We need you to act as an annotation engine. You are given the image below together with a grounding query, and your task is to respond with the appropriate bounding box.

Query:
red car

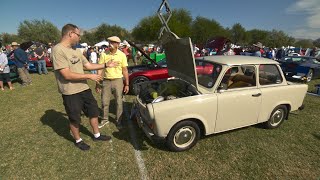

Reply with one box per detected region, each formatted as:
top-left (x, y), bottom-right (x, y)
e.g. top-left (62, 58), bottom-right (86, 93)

top-left (127, 41), bottom-right (213, 94)
top-left (128, 58), bottom-right (213, 94)
top-left (29, 56), bottom-right (53, 67)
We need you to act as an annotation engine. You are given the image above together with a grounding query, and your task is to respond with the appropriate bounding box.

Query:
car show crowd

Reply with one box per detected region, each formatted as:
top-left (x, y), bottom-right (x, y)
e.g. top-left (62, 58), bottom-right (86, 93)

top-left (0, 37), bottom-right (319, 91)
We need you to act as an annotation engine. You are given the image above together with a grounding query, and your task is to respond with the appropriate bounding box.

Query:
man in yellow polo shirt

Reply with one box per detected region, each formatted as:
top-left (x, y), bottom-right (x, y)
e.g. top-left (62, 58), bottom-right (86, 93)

top-left (96, 36), bottom-right (129, 129)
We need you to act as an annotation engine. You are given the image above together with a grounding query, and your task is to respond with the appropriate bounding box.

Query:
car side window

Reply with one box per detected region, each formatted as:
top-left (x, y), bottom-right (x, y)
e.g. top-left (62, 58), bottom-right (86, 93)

top-left (196, 61), bottom-right (220, 88)
top-left (219, 65), bottom-right (256, 90)
top-left (312, 58), bottom-right (320, 64)
top-left (259, 64), bottom-right (283, 85)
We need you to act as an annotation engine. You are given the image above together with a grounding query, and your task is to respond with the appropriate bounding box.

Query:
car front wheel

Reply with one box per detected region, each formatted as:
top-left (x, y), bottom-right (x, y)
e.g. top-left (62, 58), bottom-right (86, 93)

top-left (166, 120), bottom-right (200, 152)
top-left (264, 105), bottom-right (287, 129)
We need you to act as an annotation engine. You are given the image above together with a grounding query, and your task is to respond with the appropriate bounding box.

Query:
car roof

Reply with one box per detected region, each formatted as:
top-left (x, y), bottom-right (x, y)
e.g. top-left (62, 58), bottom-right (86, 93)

top-left (197, 55), bottom-right (279, 66)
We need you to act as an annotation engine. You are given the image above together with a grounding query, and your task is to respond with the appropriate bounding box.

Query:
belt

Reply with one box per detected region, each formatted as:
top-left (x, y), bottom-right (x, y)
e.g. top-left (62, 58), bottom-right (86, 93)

top-left (103, 78), bottom-right (121, 81)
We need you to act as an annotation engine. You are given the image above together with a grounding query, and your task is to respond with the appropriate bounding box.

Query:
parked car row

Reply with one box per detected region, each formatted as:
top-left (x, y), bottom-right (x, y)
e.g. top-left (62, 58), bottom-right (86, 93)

top-left (7, 56), bottom-right (52, 81)
top-left (127, 41), bottom-right (319, 97)
top-left (277, 56), bottom-right (320, 82)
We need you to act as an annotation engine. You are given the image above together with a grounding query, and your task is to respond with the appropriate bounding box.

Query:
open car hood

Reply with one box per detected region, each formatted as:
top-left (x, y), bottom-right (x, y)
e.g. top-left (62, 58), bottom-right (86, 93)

top-left (127, 40), bottom-right (159, 67)
top-left (205, 37), bottom-right (231, 53)
top-left (162, 32), bottom-right (198, 89)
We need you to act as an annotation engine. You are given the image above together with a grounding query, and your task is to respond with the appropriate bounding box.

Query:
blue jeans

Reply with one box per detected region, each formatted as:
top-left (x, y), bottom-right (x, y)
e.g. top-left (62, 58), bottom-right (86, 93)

top-left (37, 60), bottom-right (48, 74)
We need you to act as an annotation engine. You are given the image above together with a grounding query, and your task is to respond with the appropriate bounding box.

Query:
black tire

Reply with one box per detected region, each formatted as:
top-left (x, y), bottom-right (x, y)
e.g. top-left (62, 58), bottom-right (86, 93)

top-left (264, 105), bottom-right (287, 129)
top-left (130, 76), bottom-right (149, 95)
top-left (166, 120), bottom-right (200, 152)
top-left (306, 69), bottom-right (313, 82)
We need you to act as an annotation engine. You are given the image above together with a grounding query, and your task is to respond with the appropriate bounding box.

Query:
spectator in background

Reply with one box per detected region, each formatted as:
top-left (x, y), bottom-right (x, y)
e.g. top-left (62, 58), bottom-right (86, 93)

top-left (275, 47), bottom-right (286, 60)
top-left (11, 42), bottom-right (32, 86)
top-left (271, 48), bottom-right (276, 60)
top-left (89, 47), bottom-right (98, 74)
top-left (0, 48), bottom-right (14, 90)
top-left (193, 44), bottom-right (199, 54)
top-left (34, 45), bottom-right (48, 75)
top-left (47, 43), bottom-right (52, 58)
top-left (222, 42), bottom-right (235, 56)
top-left (266, 48), bottom-right (273, 59)
top-left (130, 45), bottom-right (138, 65)
top-left (252, 42), bottom-right (263, 57)
top-left (121, 41), bottom-right (130, 60)
top-left (310, 47), bottom-right (318, 57)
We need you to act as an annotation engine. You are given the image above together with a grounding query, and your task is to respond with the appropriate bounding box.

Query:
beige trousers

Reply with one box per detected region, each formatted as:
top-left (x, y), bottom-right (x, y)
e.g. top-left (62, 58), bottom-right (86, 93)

top-left (101, 78), bottom-right (123, 122)
top-left (17, 67), bottom-right (32, 84)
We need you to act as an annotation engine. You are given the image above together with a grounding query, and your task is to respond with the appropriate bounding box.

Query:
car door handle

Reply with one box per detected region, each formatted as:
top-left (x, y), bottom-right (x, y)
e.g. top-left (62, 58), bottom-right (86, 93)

top-left (252, 93), bottom-right (261, 97)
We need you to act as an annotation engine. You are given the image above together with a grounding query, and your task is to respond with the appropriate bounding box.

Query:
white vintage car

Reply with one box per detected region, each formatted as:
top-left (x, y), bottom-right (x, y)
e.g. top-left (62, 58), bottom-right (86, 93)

top-left (131, 35), bottom-right (308, 152)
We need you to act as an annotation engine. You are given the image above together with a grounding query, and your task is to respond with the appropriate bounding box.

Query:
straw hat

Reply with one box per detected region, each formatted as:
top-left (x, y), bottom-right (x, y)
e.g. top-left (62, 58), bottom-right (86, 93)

top-left (107, 36), bottom-right (121, 43)
top-left (11, 42), bottom-right (20, 46)
top-left (253, 42), bottom-right (263, 49)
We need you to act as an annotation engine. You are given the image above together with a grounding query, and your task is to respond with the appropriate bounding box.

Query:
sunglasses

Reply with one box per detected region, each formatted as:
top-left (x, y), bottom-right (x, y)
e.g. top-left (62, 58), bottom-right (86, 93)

top-left (72, 32), bottom-right (80, 37)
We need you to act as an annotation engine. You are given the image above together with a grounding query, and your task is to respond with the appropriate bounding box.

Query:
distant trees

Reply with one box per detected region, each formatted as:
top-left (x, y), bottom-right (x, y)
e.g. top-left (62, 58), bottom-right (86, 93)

top-left (191, 16), bottom-right (227, 45)
top-left (18, 19), bottom-right (60, 44)
top-left (131, 9), bottom-right (192, 43)
top-left (0, 33), bottom-right (22, 45)
top-left (229, 23), bottom-right (247, 46)
top-left (82, 23), bottom-right (130, 45)
top-left (294, 39), bottom-right (314, 48)
top-left (313, 38), bottom-right (320, 47)
top-left (130, 8), bottom-right (302, 48)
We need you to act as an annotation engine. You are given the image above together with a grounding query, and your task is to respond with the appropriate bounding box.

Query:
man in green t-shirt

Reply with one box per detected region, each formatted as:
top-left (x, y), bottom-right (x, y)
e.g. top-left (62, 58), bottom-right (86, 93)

top-left (51, 24), bottom-right (118, 151)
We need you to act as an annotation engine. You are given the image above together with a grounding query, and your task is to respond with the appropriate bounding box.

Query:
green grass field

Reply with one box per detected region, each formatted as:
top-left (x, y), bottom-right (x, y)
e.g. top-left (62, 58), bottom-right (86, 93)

top-left (0, 70), bottom-right (319, 179)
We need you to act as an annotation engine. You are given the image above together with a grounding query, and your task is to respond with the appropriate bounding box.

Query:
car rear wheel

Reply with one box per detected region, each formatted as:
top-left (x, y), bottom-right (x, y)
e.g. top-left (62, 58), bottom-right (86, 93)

top-left (130, 76), bottom-right (149, 95)
top-left (306, 69), bottom-right (313, 82)
top-left (166, 120), bottom-right (200, 152)
top-left (264, 105), bottom-right (287, 129)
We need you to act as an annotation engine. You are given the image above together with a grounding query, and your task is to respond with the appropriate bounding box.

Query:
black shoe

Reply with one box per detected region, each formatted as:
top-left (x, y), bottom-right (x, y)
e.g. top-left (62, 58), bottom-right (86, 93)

top-left (74, 141), bottom-right (90, 151)
top-left (93, 134), bottom-right (112, 141)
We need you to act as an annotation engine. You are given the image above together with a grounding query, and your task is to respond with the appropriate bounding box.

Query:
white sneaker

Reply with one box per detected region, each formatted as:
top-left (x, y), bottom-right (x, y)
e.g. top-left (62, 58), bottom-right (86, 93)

top-left (98, 120), bottom-right (109, 128)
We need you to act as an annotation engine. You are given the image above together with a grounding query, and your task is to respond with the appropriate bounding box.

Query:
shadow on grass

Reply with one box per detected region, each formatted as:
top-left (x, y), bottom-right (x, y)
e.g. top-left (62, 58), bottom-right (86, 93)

top-left (40, 109), bottom-right (93, 143)
top-left (312, 133), bottom-right (320, 140)
top-left (111, 101), bottom-right (169, 151)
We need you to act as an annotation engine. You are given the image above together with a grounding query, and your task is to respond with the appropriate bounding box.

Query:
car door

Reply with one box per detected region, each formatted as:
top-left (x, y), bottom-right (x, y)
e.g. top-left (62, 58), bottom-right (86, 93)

top-left (215, 65), bottom-right (261, 133)
top-left (311, 58), bottom-right (320, 78)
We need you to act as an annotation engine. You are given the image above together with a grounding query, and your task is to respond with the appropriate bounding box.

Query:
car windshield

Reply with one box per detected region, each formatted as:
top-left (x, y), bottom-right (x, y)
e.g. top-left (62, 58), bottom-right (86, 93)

top-left (157, 58), bottom-right (167, 67)
top-left (283, 57), bottom-right (307, 63)
top-left (196, 60), bottom-right (222, 88)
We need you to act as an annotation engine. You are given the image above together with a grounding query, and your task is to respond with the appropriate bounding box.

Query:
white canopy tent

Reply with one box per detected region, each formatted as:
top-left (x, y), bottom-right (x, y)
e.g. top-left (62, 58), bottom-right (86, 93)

top-left (94, 40), bottom-right (109, 47)
top-left (80, 43), bottom-right (88, 47)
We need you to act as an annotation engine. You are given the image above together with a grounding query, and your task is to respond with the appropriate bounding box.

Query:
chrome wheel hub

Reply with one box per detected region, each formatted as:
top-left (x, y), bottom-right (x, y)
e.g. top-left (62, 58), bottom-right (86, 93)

top-left (173, 126), bottom-right (196, 148)
top-left (271, 109), bottom-right (284, 126)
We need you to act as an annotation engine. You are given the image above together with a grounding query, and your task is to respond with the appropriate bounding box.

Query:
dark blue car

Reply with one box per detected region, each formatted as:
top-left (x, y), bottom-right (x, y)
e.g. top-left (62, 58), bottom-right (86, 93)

top-left (277, 56), bottom-right (320, 82)
top-left (7, 59), bottom-right (19, 81)
top-left (7, 59), bottom-right (38, 82)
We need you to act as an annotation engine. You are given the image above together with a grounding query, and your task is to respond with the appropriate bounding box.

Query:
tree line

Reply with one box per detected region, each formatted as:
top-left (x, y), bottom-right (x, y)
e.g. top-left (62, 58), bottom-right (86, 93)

top-left (1, 9), bottom-right (319, 48)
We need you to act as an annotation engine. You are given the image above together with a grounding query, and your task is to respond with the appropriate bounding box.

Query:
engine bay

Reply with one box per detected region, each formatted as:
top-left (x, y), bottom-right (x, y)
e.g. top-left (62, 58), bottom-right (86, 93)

top-left (136, 78), bottom-right (199, 104)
